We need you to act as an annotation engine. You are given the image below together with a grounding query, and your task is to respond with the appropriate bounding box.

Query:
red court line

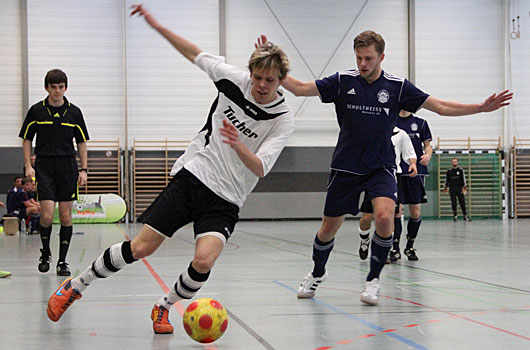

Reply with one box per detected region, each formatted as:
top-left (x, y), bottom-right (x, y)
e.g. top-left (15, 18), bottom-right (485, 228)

top-left (336, 339), bottom-right (353, 344)
top-left (395, 298), bottom-right (530, 341)
top-left (358, 334), bottom-right (375, 338)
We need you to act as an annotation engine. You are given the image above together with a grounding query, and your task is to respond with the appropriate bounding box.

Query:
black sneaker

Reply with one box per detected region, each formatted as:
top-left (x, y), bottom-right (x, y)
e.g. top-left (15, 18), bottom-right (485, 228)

top-left (389, 249), bottom-right (401, 263)
top-left (464, 216), bottom-right (472, 221)
top-left (56, 262), bottom-right (71, 276)
top-left (404, 248), bottom-right (419, 261)
top-left (359, 239), bottom-right (370, 260)
top-left (38, 249), bottom-right (52, 273)
top-left (453, 216), bottom-right (457, 222)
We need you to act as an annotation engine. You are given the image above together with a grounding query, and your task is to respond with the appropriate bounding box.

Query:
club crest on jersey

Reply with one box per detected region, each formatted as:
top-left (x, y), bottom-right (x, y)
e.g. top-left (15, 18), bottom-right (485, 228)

top-left (411, 123), bottom-right (418, 131)
top-left (377, 89), bottom-right (389, 103)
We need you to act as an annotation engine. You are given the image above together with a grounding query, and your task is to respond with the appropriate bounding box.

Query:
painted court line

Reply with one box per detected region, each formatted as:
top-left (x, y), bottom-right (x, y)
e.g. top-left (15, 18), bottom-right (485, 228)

top-left (395, 298), bottom-right (530, 341)
top-left (118, 226), bottom-right (275, 349)
top-left (273, 280), bottom-right (430, 350)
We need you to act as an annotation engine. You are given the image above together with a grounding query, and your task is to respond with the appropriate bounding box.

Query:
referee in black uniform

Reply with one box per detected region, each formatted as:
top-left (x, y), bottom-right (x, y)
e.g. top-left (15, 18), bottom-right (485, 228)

top-left (19, 69), bottom-right (90, 276)
top-left (444, 158), bottom-right (470, 221)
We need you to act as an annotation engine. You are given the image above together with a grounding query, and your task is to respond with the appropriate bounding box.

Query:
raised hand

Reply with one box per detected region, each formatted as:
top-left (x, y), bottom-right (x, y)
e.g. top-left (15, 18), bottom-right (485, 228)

top-left (254, 34), bottom-right (269, 49)
top-left (480, 90), bottom-right (513, 113)
top-left (130, 4), bottom-right (160, 29)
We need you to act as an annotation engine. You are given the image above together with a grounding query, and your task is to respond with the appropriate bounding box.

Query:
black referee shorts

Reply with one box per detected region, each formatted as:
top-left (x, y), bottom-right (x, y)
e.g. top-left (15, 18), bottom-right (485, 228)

top-left (35, 156), bottom-right (79, 202)
top-left (138, 169), bottom-right (240, 242)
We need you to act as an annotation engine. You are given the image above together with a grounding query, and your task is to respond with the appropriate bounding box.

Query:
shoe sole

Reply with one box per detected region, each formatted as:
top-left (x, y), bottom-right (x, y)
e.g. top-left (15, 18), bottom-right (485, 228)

top-left (47, 305), bottom-right (59, 322)
top-left (297, 293), bottom-right (315, 299)
top-left (360, 296), bottom-right (378, 306)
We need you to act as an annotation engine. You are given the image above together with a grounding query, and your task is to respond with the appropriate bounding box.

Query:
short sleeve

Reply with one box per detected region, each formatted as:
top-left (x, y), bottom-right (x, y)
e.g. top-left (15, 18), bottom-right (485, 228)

top-left (315, 72), bottom-right (340, 103)
top-left (420, 120), bottom-right (432, 142)
top-left (399, 79), bottom-right (429, 113)
top-left (19, 107), bottom-right (37, 140)
top-left (74, 109), bottom-right (90, 143)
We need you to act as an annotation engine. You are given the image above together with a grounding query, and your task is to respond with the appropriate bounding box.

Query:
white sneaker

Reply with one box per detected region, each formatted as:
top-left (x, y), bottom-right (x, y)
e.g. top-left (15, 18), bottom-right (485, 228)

top-left (297, 271), bottom-right (328, 298)
top-left (360, 278), bottom-right (380, 306)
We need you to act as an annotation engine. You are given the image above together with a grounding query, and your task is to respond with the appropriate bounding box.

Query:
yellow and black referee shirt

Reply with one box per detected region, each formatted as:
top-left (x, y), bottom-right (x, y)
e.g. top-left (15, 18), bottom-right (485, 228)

top-left (19, 97), bottom-right (90, 156)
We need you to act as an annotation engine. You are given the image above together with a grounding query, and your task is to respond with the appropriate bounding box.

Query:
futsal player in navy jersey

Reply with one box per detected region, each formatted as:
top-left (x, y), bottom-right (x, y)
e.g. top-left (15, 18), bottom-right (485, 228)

top-left (391, 110), bottom-right (433, 262)
top-left (257, 31), bottom-right (512, 305)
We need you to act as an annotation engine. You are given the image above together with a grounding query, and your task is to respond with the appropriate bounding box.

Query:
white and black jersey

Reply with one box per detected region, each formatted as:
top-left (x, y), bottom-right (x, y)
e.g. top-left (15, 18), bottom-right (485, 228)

top-left (392, 127), bottom-right (416, 174)
top-left (171, 52), bottom-right (294, 207)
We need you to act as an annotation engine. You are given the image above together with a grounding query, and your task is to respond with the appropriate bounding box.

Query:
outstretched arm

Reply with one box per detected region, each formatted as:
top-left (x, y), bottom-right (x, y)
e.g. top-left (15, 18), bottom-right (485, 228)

top-left (130, 4), bottom-right (201, 62)
top-left (255, 34), bottom-right (318, 97)
top-left (422, 90), bottom-right (513, 116)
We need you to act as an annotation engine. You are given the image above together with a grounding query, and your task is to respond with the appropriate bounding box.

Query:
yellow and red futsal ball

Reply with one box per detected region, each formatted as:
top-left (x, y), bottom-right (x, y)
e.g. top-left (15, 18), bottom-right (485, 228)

top-left (182, 298), bottom-right (228, 343)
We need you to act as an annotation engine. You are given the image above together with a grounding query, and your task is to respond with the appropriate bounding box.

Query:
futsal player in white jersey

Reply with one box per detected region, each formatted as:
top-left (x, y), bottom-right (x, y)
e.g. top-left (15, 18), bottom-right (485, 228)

top-left (257, 31), bottom-right (511, 305)
top-left (47, 4), bottom-right (294, 334)
top-left (357, 125), bottom-right (417, 261)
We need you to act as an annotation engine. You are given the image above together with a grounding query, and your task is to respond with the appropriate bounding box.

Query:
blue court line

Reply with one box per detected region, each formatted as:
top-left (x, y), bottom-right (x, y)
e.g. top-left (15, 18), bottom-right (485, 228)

top-left (273, 281), bottom-right (430, 350)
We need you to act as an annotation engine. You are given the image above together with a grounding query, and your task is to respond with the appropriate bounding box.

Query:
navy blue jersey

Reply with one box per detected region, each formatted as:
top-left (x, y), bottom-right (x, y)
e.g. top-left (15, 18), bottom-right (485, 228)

top-left (316, 70), bottom-right (429, 174)
top-left (7, 190), bottom-right (28, 213)
top-left (395, 114), bottom-right (432, 176)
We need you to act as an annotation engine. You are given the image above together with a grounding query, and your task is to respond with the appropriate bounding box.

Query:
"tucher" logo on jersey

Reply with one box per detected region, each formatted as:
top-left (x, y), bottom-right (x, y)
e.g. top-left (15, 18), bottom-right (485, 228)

top-left (223, 106), bottom-right (258, 139)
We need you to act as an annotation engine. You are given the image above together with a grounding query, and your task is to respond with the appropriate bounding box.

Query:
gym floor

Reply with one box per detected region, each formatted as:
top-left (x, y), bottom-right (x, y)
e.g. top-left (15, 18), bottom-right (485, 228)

top-left (1, 218), bottom-right (529, 349)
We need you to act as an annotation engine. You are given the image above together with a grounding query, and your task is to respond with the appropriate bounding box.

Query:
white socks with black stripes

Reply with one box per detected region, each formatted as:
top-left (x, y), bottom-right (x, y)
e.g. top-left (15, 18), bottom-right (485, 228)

top-left (71, 241), bottom-right (136, 292)
top-left (157, 262), bottom-right (210, 310)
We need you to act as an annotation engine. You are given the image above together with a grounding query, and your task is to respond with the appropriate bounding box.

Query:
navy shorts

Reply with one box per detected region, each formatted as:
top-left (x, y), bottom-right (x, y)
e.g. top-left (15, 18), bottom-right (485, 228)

top-left (35, 156), bottom-right (79, 202)
top-left (324, 167), bottom-right (397, 217)
top-left (397, 176), bottom-right (427, 205)
top-left (138, 169), bottom-right (240, 242)
top-left (359, 195), bottom-right (400, 214)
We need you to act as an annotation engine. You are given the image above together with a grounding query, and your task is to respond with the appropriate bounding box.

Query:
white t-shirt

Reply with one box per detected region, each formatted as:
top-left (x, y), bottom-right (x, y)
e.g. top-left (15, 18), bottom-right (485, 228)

top-left (171, 52), bottom-right (295, 207)
top-left (392, 126), bottom-right (416, 174)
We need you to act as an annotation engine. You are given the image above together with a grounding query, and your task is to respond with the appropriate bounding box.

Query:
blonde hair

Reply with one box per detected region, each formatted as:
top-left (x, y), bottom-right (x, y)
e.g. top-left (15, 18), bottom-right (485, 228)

top-left (248, 42), bottom-right (290, 80)
top-left (354, 30), bottom-right (385, 55)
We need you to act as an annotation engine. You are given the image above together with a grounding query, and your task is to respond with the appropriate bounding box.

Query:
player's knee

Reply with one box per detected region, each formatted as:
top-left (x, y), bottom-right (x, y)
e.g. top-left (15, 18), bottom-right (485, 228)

top-left (193, 254), bottom-right (215, 273)
top-left (40, 214), bottom-right (53, 227)
top-left (130, 241), bottom-right (155, 259)
top-left (374, 212), bottom-right (393, 228)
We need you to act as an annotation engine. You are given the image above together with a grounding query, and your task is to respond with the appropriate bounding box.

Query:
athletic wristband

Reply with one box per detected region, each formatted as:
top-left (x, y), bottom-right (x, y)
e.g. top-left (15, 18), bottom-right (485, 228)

top-left (80, 168), bottom-right (88, 173)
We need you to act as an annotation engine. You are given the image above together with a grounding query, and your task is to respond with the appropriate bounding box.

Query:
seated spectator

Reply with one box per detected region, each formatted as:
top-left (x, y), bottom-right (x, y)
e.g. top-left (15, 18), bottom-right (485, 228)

top-left (7, 177), bottom-right (40, 230)
top-left (6, 176), bottom-right (23, 213)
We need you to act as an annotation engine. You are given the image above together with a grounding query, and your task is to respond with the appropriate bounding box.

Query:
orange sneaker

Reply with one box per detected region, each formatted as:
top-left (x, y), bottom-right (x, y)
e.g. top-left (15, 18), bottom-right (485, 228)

top-left (151, 304), bottom-right (174, 334)
top-left (47, 277), bottom-right (82, 322)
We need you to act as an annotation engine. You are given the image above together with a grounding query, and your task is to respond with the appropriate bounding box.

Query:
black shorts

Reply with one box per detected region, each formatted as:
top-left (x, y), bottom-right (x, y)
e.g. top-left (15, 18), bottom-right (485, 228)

top-left (397, 176), bottom-right (427, 205)
top-left (35, 156), bottom-right (79, 202)
top-left (324, 167), bottom-right (397, 217)
top-left (138, 169), bottom-right (240, 242)
top-left (359, 195), bottom-right (400, 214)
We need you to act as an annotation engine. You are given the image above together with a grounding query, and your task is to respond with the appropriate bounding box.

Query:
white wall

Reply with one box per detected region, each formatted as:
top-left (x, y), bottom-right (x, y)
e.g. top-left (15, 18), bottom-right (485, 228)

top-left (0, 0), bottom-right (22, 147)
top-left (226, 0), bottom-right (409, 146)
top-left (507, 0), bottom-right (530, 143)
top-left (1, 0), bottom-right (529, 149)
top-left (26, 0), bottom-right (126, 144)
top-left (125, 0), bottom-right (219, 145)
top-left (415, 0), bottom-right (505, 144)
